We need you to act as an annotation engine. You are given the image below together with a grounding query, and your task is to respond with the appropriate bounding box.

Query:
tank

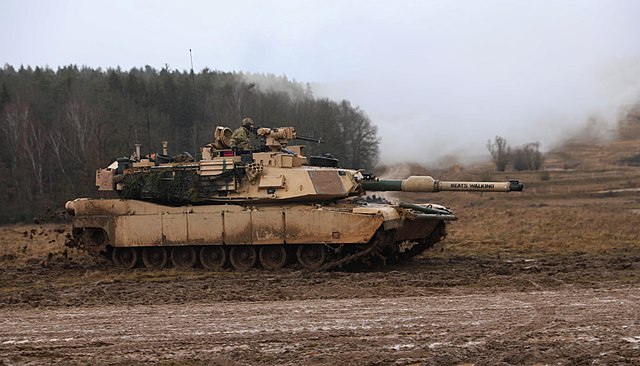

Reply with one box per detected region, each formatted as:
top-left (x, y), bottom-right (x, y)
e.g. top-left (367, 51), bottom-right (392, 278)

top-left (65, 126), bottom-right (523, 270)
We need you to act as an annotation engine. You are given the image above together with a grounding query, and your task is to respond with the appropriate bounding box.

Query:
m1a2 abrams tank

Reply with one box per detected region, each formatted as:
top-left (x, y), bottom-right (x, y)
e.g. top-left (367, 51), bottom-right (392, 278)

top-left (65, 125), bottom-right (523, 271)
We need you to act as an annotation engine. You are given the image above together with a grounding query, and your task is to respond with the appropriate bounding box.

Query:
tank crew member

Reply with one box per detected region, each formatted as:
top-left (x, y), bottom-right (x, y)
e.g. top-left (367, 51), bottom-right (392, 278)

top-left (229, 117), bottom-right (254, 149)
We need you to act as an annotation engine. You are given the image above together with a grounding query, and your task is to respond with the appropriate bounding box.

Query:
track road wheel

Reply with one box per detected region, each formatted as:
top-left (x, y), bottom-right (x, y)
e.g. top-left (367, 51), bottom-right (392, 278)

top-left (171, 246), bottom-right (197, 269)
top-left (142, 247), bottom-right (168, 269)
top-left (229, 246), bottom-right (257, 271)
top-left (200, 246), bottom-right (226, 270)
top-left (259, 245), bottom-right (287, 270)
top-left (112, 247), bottom-right (139, 269)
top-left (296, 245), bottom-right (326, 269)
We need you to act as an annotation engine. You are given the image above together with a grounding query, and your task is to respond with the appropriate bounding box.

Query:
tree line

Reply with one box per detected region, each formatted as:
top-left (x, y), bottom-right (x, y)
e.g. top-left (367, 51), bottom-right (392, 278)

top-left (0, 65), bottom-right (379, 222)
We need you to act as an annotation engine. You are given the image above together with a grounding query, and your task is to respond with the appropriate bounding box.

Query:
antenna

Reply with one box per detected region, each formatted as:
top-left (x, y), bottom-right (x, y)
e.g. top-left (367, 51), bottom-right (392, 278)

top-left (189, 49), bottom-right (199, 157)
top-left (146, 93), bottom-right (151, 159)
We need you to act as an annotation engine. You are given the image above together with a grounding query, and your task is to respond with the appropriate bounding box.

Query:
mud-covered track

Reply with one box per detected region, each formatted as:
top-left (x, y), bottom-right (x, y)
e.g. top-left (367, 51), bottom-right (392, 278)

top-left (97, 228), bottom-right (441, 271)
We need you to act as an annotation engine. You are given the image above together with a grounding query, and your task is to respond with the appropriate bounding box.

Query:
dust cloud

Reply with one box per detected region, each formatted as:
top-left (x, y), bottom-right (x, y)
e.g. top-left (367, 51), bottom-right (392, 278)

top-left (312, 1), bottom-right (640, 166)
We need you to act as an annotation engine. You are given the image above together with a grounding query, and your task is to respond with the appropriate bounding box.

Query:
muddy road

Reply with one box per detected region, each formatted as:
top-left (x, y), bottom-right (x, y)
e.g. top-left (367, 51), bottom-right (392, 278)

top-left (1, 252), bottom-right (640, 365)
top-left (1, 287), bottom-right (639, 365)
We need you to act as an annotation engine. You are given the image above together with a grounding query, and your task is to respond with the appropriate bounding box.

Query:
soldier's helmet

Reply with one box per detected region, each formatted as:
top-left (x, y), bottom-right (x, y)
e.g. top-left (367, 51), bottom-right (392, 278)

top-left (241, 118), bottom-right (254, 128)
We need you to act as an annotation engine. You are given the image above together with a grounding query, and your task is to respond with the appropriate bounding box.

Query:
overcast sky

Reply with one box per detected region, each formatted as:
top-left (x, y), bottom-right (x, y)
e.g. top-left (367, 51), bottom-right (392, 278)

top-left (2, 0), bottom-right (640, 164)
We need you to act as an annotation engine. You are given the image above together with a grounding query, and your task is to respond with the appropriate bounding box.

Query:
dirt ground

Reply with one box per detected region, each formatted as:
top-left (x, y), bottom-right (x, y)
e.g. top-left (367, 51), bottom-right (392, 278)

top-left (1, 245), bottom-right (639, 365)
top-left (1, 286), bottom-right (639, 366)
top-left (1, 137), bottom-right (640, 365)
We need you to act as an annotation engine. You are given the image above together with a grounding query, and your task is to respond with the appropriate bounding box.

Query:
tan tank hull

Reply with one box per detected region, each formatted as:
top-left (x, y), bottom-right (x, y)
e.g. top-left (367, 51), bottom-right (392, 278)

top-left (66, 198), bottom-right (454, 270)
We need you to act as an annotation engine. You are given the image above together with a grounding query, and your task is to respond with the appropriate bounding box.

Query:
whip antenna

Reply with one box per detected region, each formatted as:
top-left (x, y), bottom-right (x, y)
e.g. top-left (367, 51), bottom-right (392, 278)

top-left (146, 93), bottom-right (151, 159)
top-left (189, 49), bottom-right (199, 156)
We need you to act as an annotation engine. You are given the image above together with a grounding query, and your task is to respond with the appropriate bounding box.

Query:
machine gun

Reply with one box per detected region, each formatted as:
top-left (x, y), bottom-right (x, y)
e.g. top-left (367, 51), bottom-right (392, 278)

top-left (255, 127), bottom-right (322, 151)
top-left (209, 125), bottom-right (321, 152)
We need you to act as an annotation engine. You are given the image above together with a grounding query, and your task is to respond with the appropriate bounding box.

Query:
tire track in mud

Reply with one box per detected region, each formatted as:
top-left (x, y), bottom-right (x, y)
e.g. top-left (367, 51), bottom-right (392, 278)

top-left (1, 287), bottom-right (639, 365)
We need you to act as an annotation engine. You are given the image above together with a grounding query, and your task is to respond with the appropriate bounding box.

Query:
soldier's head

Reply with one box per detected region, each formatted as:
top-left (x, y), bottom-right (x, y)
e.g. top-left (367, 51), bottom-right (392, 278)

top-left (241, 118), bottom-right (254, 128)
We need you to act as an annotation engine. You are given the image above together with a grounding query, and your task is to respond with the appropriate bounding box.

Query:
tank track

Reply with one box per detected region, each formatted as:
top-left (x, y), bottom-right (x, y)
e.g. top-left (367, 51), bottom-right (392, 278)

top-left (318, 221), bottom-right (446, 271)
top-left (397, 221), bottom-right (446, 261)
top-left (66, 222), bottom-right (447, 271)
top-left (318, 230), bottom-right (394, 271)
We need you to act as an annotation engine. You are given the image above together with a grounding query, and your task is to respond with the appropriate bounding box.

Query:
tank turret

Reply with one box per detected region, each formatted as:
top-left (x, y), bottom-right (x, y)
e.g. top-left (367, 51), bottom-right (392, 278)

top-left (66, 123), bottom-right (524, 271)
top-left (94, 126), bottom-right (522, 205)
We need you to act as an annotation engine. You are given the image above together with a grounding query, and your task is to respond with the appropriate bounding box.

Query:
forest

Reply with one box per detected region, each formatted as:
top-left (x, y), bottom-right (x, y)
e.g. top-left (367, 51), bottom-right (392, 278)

top-left (0, 65), bottom-right (380, 222)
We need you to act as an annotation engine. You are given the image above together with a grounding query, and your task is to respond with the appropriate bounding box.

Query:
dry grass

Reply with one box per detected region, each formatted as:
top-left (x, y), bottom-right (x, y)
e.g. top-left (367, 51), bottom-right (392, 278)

top-left (393, 136), bottom-right (640, 257)
top-left (442, 201), bottom-right (639, 256)
top-left (0, 223), bottom-right (83, 268)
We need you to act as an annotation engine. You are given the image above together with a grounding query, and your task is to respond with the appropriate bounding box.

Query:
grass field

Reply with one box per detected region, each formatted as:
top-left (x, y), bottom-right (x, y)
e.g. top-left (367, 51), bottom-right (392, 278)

top-left (374, 134), bottom-right (640, 259)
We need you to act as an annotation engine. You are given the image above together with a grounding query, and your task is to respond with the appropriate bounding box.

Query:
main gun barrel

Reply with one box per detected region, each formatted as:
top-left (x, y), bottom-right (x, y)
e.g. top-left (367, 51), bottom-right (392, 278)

top-left (362, 176), bottom-right (523, 192)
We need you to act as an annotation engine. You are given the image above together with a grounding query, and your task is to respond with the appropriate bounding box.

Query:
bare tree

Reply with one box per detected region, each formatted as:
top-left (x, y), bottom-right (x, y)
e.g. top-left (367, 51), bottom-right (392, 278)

top-left (48, 127), bottom-right (70, 182)
top-left (65, 100), bottom-right (97, 158)
top-left (22, 118), bottom-right (46, 198)
top-left (64, 99), bottom-right (106, 171)
top-left (0, 102), bottom-right (25, 175)
top-left (512, 142), bottom-right (544, 171)
top-left (487, 135), bottom-right (511, 172)
top-left (1, 102), bottom-right (47, 199)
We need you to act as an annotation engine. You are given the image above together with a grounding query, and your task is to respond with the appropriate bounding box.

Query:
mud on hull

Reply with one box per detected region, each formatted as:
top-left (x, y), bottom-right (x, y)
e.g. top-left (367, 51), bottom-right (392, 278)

top-left (65, 199), bottom-right (455, 270)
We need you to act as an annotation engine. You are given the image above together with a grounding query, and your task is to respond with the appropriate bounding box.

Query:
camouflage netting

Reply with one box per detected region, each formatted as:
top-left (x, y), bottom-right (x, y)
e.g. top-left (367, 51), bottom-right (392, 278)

top-left (121, 170), bottom-right (199, 203)
top-left (120, 168), bottom-right (241, 204)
